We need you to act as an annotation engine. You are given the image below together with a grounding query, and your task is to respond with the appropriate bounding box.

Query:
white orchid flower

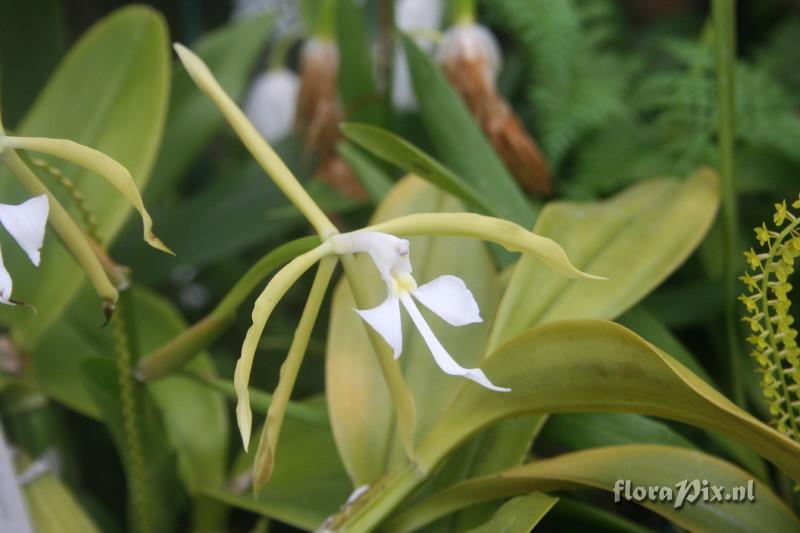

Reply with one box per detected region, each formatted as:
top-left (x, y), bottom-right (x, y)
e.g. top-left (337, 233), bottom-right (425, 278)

top-left (330, 230), bottom-right (510, 392)
top-left (392, 0), bottom-right (444, 110)
top-left (0, 195), bottom-right (48, 305)
top-left (244, 68), bottom-right (299, 143)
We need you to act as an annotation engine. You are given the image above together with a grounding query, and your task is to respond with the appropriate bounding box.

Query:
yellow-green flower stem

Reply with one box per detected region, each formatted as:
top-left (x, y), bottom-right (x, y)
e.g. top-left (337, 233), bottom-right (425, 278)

top-left (0, 148), bottom-right (118, 305)
top-left (340, 254), bottom-right (418, 463)
top-left (173, 44), bottom-right (338, 239)
top-left (713, 0), bottom-right (744, 406)
top-left (252, 257), bottom-right (337, 491)
top-left (453, 0), bottom-right (475, 24)
top-left (112, 291), bottom-right (152, 533)
top-left (135, 237), bottom-right (320, 381)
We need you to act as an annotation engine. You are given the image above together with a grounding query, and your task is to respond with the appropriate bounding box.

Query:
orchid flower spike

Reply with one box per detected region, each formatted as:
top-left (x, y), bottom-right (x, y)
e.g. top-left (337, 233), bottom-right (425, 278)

top-left (0, 195), bottom-right (49, 305)
top-left (245, 69), bottom-right (299, 143)
top-left (330, 231), bottom-right (510, 392)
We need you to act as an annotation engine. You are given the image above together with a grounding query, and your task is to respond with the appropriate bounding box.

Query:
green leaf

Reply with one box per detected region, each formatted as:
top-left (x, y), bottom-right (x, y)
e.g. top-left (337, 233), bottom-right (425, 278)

top-left (0, 5), bottom-right (170, 345)
top-left (335, 0), bottom-right (383, 125)
top-left (32, 286), bottom-right (228, 496)
top-left (401, 34), bottom-right (535, 227)
top-left (326, 176), bottom-right (500, 485)
top-left (341, 123), bottom-right (495, 214)
top-left (201, 399), bottom-right (351, 531)
top-left (490, 169), bottom-right (720, 347)
top-left (146, 13), bottom-right (273, 201)
top-left (418, 321), bottom-right (800, 484)
top-left (337, 142), bottom-right (393, 201)
top-left (389, 445), bottom-right (800, 533)
top-left (438, 169), bottom-right (722, 501)
top-left (466, 493), bottom-right (558, 533)
top-left (540, 413), bottom-right (696, 451)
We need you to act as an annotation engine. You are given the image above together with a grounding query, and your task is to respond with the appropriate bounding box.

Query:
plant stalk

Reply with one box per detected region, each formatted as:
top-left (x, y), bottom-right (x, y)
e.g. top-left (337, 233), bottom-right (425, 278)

top-left (713, 0), bottom-right (743, 406)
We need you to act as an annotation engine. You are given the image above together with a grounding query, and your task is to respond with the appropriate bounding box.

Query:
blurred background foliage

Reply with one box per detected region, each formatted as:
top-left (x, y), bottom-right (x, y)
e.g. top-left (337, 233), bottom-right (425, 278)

top-left (1, 0), bottom-right (799, 531)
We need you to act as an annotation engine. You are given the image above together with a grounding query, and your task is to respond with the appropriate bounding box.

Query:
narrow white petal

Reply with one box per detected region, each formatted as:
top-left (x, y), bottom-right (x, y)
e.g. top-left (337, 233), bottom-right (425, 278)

top-left (412, 274), bottom-right (482, 326)
top-left (400, 294), bottom-right (509, 391)
top-left (395, 0), bottom-right (443, 31)
top-left (0, 195), bottom-right (48, 266)
top-left (0, 245), bottom-right (12, 304)
top-left (355, 295), bottom-right (403, 358)
top-left (244, 69), bottom-right (299, 142)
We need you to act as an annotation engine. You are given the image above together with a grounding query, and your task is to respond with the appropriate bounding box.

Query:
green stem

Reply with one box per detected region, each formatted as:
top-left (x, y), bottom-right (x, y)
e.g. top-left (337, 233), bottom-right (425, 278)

top-left (713, 0), bottom-right (743, 406)
top-left (135, 237), bottom-right (319, 381)
top-left (315, 0), bottom-right (337, 40)
top-left (252, 257), bottom-right (336, 490)
top-left (453, 0), bottom-right (475, 24)
top-left (113, 291), bottom-right (152, 533)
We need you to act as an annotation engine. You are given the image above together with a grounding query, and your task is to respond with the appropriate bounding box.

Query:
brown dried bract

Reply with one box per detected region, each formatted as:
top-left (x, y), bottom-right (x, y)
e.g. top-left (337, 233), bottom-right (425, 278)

top-left (440, 25), bottom-right (552, 196)
top-left (295, 38), bottom-right (366, 200)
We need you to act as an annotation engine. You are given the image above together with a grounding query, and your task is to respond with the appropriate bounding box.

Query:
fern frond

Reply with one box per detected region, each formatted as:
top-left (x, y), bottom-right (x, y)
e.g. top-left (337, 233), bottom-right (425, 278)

top-left (740, 197), bottom-right (800, 441)
top-left (489, 0), bottom-right (631, 167)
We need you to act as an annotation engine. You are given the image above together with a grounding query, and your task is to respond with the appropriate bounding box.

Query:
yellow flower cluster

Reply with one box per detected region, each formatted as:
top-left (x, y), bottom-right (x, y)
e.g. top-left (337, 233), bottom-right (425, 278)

top-left (739, 195), bottom-right (800, 439)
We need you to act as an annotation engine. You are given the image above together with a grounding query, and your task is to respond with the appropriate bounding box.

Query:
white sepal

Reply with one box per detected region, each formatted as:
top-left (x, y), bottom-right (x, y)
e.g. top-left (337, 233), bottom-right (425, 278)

top-left (0, 195), bottom-right (48, 266)
top-left (355, 295), bottom-right (403, 359)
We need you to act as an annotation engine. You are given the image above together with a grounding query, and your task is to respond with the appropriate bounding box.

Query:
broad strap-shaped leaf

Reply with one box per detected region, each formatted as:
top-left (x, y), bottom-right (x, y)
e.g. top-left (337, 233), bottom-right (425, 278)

top-left (417, 321), bottom-right (800, 483)
top-left (489, 168), bottom-right (720, 348)
top-left (326, 176), bottom-right (500, 485)
top-left (388, 445), bottom-right (800, 533)
top-left (0, 5), bottom-right (170, 345)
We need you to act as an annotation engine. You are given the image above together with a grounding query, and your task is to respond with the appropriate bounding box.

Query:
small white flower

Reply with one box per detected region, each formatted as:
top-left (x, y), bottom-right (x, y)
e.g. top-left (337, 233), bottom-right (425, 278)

top-left (331, 231), bottom-right (510, 392)
top-left (392, 0), bottom-right (444, 110)
top-left (0, 195), bottom-right (49, 304)
top-left (244, 69), bottom-right (300, 143)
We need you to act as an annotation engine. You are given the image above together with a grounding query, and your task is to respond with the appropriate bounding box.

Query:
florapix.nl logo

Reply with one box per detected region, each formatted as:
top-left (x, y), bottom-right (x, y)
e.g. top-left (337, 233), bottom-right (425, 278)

top-left (613, 479), bottom-right (756, 509)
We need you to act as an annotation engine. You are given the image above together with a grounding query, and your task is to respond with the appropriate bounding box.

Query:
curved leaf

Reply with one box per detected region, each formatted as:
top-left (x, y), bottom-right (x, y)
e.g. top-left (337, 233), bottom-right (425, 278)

top-left (389, 445), bottom-right (799, 533)
top-left (417, 321), bottom-right (800, 484)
